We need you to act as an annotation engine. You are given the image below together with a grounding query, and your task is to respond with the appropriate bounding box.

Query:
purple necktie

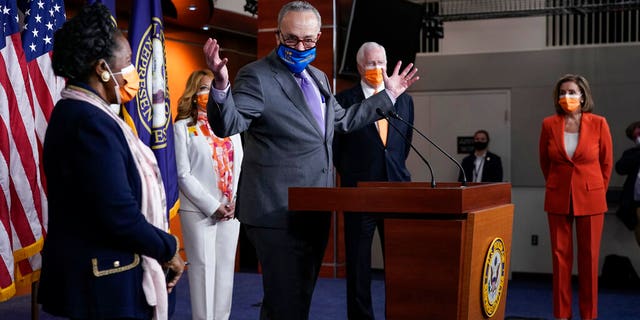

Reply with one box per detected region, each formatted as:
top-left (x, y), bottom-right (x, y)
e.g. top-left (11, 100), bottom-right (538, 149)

top-left (295, 72), bottom-right (325, 135)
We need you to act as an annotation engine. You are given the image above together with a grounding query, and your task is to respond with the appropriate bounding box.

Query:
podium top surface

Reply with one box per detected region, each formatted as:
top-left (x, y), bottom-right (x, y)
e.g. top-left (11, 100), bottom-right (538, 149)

top-left (289, 182), bottom-right (511, 214)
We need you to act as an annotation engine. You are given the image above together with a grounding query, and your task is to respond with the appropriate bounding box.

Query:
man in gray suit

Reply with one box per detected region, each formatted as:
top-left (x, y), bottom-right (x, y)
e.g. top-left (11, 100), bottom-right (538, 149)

top-left (203, 1), bottom-right (419, 319)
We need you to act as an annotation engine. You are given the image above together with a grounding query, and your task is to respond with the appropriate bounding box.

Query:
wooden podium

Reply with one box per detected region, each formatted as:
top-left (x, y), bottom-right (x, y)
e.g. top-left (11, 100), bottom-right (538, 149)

top-left (289, 182), bottom-right (514, 320)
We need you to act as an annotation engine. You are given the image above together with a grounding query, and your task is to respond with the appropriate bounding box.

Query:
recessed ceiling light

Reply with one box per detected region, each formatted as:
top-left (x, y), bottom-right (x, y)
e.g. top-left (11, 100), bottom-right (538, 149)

top-left (187, 4), bottom-right (197, 11)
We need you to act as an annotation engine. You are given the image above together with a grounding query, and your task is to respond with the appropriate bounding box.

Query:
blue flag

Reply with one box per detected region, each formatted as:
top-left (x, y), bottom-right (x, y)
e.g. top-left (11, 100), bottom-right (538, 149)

top-left (125, 0), bottom-right (179, 219)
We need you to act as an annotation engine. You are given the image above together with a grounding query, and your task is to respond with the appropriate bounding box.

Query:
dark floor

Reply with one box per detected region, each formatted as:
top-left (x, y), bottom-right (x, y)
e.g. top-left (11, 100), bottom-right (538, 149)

top-left (1, 271), bottom-right (639, 319)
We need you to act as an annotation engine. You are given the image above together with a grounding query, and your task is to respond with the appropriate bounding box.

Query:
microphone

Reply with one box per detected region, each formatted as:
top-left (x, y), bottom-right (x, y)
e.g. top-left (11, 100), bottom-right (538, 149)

top-left (387, 110), bottom-right (468, 186)
top-left (376, 108), bottom-right (436, 188)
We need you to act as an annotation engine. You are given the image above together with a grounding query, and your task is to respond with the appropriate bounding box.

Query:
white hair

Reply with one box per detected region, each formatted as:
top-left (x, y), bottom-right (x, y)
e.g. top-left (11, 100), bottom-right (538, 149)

top-left (356, 42), bottom-right (386, 66)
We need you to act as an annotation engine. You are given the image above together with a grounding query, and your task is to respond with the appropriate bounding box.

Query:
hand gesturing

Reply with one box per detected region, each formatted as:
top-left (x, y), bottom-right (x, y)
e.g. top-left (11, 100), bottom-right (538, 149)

top-left (203, 38), bottom-right (230, 90)
top-left (383, 61), bottom-right (419, 99)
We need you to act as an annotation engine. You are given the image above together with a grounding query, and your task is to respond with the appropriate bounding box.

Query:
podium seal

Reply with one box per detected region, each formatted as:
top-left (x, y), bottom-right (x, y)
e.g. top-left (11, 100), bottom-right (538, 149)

top-left (481, 237), bottom-right (506, 317)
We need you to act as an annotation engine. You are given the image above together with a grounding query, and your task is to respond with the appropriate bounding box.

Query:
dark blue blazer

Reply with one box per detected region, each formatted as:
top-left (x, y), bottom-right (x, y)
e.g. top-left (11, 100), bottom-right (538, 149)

top-left (333, 83), bottom-right (414, 186)
top-left (38, 84), bottom-right (177, 319)
top-left (615, 145), bottom-right (640, 230)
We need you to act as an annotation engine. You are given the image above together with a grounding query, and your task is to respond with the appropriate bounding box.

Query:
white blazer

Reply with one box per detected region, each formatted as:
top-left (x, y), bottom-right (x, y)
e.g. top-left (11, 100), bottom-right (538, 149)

top-left (174, 118), bottom-right (243, 217)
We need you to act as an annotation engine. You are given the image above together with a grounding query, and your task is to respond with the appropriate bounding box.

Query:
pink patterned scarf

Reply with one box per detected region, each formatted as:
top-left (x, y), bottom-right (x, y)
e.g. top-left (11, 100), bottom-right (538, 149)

top-left (196, 110), bottom-right (234, 200)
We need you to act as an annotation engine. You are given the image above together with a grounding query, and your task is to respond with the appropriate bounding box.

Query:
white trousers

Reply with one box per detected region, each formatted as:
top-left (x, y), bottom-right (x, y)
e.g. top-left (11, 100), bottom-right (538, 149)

top-left (179, 210), bottom-right (240, 320)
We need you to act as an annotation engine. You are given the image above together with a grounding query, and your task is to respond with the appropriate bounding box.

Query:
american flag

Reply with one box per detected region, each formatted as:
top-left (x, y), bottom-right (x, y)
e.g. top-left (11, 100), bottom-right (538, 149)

top-left (19, 0), bottom-right (66, 145)
top-left (0, 0), bottom-right (20, 301)
top-left (0, 0), bottom-right (64, 301)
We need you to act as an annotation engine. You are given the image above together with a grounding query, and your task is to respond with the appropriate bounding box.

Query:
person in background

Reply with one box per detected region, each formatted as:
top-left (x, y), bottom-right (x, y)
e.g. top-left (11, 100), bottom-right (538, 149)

top-left (174, 69), bottom-right (243, 320)
top-left (538, 74), bottom-right (613, 320)
top-left (615, 121), bottom-right (640, 246)
top-left (38, 3), bottom-right (184, 319)
top-left (201, 1), bottom-right (419, 318)
top-left (333, 42), bottom-right (414, 320)
top-left (458, 129), bottom-right (503, 183)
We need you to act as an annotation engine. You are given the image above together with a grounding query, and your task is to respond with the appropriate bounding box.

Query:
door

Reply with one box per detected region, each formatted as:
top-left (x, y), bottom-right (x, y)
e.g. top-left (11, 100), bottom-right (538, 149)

top-left (407, 90), bottom-right (511, 183)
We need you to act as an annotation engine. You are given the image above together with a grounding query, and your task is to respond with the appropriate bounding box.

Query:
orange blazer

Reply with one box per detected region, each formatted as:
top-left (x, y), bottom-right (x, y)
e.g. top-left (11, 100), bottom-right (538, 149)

top-left (539, 113), bottom-right (613, 215)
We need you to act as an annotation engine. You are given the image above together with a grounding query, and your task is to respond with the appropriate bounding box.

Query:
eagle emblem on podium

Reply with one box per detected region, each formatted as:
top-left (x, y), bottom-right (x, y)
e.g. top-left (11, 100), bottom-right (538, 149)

top-left (482, 237), bottom-right (506, 317)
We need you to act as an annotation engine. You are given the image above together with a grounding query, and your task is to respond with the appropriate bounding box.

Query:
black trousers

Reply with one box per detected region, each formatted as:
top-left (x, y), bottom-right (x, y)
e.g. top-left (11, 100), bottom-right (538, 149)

top-left (344, 212), bottom-right (385, 320)
top-left (245, 212), bottom-right (331, 320)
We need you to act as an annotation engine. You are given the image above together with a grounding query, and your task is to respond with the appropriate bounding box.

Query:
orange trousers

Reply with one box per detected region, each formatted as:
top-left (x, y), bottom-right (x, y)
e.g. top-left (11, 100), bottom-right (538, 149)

top-left (547, 213), bottom-right (603, 319)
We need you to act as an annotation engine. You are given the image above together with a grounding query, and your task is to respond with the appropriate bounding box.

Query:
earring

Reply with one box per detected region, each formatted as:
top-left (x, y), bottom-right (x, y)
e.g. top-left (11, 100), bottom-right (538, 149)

top-left (100, 71), bottom-right (110, 82)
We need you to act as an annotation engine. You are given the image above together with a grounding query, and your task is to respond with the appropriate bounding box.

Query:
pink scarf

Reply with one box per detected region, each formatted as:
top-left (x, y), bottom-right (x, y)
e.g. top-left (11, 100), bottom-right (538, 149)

top-left (60, 86), bottom-right (169, 320)
top-left (196, 110), bottom-right (234, 200)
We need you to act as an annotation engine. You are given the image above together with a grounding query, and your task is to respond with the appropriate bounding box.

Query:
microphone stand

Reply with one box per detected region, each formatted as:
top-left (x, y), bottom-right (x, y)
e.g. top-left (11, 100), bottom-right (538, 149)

top-left (387, 110), bottom-right (468, 186)
top-left (376, 108), bottom-right (436, 188)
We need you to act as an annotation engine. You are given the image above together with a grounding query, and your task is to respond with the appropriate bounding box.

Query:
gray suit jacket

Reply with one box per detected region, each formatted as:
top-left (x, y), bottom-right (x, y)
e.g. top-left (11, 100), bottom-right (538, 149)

top-left (207, 50), bottom-right (394, 228)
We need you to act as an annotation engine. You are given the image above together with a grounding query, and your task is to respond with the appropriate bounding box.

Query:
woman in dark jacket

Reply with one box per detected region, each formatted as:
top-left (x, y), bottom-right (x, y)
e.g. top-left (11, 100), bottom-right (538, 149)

top-left (38, 4), bottom-right (184, 319)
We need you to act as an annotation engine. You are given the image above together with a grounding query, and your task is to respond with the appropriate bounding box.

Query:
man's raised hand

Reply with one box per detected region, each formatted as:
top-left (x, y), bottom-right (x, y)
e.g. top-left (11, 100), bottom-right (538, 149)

top-left (383, 61), bottom-right (419, 99)
top-left (203, 38), bottom-right (230, 90)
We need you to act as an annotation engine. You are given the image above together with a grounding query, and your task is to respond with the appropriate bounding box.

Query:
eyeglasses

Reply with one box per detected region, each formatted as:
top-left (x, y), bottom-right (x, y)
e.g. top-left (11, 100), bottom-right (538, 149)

top-left (277, 31), bottom-right (318, 49)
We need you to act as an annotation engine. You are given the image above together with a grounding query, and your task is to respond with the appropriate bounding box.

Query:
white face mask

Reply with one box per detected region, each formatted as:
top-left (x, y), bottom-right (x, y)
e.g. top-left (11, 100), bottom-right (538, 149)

top-left (103, 61), bottom-right (121, 105)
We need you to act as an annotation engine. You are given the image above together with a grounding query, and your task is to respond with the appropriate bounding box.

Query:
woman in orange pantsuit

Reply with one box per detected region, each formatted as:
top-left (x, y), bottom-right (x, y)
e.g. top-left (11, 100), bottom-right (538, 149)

top-left (539, 74), bottom-right (613, 320)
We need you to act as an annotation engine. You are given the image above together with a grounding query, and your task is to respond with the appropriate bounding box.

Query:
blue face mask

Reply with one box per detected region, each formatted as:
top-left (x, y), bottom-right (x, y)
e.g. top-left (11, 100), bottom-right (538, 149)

top-left (276, 44), bottom-right (316, 74)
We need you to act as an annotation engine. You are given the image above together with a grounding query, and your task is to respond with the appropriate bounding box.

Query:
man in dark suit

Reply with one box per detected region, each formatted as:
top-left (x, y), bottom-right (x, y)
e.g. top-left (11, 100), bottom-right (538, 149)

top-left (615, 121), bottom-right (640, 244)
top-left (202, 2), bottom-right (419, 319)
top-left (458, 129), bottom-right (503, 183)
top-left (333, 42), bottom-right (414, 320)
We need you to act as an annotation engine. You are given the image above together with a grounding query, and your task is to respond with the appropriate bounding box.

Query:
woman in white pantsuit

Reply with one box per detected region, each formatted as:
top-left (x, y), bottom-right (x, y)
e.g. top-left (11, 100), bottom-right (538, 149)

top-left (174, 69), bottom-right (243, 320)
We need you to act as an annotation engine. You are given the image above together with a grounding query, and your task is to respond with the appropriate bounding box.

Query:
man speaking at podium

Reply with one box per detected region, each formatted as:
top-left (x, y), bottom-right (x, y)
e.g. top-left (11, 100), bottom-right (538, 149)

top-left (333, 42), bottom-right (415, 320)
top-left (203, 2), bottom-right (419, 318)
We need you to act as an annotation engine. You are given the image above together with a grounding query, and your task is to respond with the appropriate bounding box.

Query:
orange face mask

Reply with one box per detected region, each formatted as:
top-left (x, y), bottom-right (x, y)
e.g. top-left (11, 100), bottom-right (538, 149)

top-left (196, 91), bottom-right (209, 110)
top-left (364, 67), bottom-right (383, 87)
top-left (558, 94), bottom-right (581, 113)
top-left (113, 64), bottom-right (140, 104)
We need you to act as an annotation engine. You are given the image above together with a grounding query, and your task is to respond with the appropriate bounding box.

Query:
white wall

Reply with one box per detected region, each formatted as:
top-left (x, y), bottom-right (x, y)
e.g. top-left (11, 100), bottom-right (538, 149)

top-left (440, 17), bottom-right (547, 54)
